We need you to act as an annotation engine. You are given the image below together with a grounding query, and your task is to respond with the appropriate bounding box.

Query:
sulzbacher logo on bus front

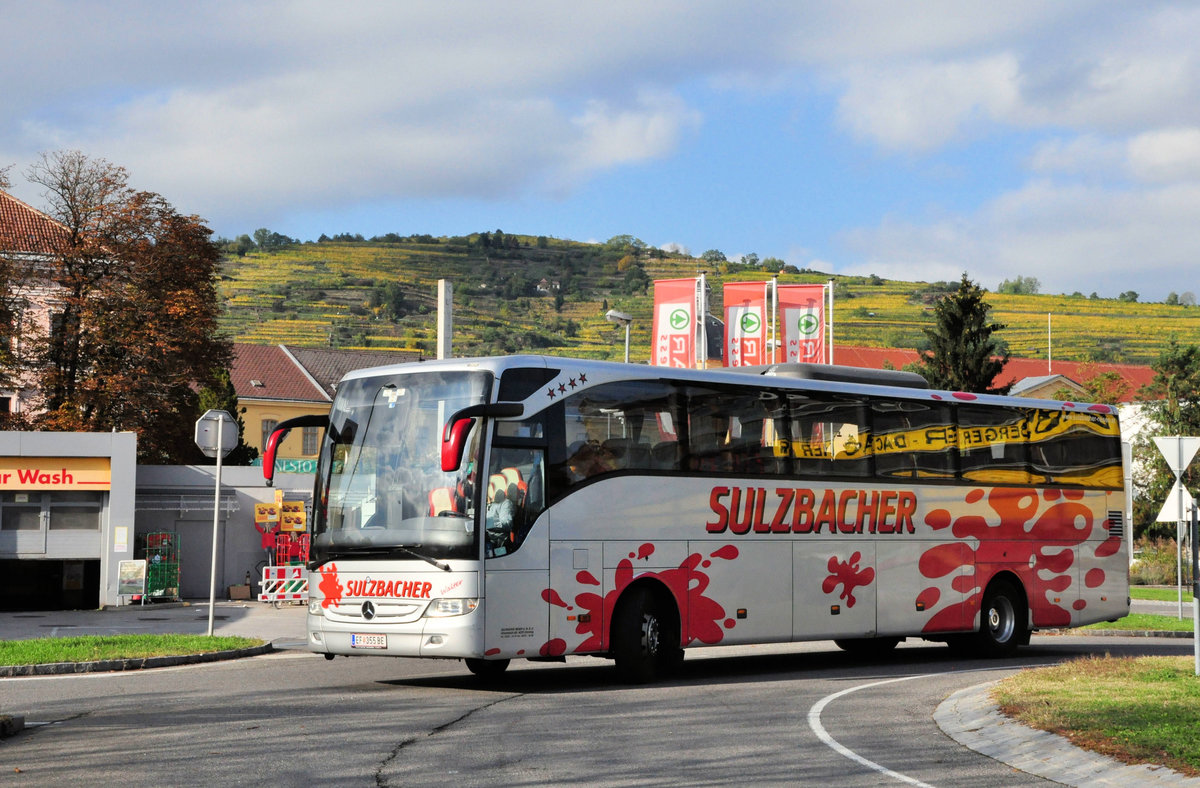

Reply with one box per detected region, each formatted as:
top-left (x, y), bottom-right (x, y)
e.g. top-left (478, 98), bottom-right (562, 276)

top-left (343, 578), bottom-right (433, 599)
top-left (706, 485), bottom-right (918, 535)
top-left (315, 563), bottom-right (433, 608)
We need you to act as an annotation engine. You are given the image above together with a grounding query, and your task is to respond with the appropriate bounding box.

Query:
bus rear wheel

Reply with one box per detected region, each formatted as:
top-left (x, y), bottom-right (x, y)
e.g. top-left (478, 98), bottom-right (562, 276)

top-left (612, 587), bottom-right (680, 683)
top-left (973, 580), bottom-right (1026, 657)
top-left (465, 658), bottom-right (510, 678)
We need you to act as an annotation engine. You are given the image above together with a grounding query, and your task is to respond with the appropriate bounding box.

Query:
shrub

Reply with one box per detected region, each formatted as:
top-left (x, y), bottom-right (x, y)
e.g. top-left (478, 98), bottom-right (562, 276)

top-left (1130, 538), bottom-right (1182, 585)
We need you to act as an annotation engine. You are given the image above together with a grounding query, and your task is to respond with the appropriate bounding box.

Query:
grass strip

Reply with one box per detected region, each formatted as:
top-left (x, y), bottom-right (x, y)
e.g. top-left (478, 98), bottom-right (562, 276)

top-left (994, 656), bottom-right (1200, 777)
top-left (0, 634), bottom-right (263, 666)
top-left (1130, 586), bottom-right (1195, 603)
top-left (1079, 613), bottom-right (1194, 632)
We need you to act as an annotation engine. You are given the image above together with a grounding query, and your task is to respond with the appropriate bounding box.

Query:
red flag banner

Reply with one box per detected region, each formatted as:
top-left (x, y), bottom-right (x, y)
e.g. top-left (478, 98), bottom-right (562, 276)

top-left (778, 284), bottom-right (826, 363)
top-left (652, 278), bottom-right (697, 367)
top-left (723, 281), bottom-right (769, 367)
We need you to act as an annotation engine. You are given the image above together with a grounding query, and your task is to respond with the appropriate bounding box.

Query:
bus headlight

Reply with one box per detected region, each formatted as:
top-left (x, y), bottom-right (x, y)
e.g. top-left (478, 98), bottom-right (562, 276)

top-left (308, 600), bottom-right (324, 616)
top-left (425, 598), bottom-right (480, 617)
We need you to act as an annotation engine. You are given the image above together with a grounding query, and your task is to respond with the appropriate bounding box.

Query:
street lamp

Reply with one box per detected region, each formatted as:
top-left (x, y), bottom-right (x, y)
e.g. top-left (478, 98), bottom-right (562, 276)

top-left (605, 309), bottom-right (633, 363)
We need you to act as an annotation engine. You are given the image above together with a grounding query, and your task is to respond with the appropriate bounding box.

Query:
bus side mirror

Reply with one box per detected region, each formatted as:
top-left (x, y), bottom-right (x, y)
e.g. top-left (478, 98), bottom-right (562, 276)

top-left (263, 414), bottom-right (329, 486)
top-left (440, 402), bottom-right (524, 472)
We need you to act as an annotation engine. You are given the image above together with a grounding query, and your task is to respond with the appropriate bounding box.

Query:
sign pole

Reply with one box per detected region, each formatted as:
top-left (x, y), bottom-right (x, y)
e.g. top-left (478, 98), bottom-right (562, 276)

top-left (1192, 499), bottom-right (1199, 676)
top-left (195, 409), bottom-right (237, 638)
top-left (207, 434), bottom-right (224, 637)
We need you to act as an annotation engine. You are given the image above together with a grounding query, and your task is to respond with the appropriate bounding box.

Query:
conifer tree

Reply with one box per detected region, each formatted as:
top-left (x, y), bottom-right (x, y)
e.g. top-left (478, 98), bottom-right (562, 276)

top-left (915, 273), bottom-right (1010, 394)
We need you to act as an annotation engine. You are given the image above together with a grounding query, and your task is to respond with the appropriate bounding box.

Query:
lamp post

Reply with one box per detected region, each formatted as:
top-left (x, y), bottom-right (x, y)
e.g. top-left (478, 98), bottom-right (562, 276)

top-left (605, 309), bottom-right (633, 363)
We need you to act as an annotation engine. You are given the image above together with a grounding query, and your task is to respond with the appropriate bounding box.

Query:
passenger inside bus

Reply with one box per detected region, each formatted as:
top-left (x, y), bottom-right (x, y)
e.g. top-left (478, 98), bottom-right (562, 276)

top-left (566, 440), bottom-right (617, 481)
top-left (485, 488), bottom-right (514, 556)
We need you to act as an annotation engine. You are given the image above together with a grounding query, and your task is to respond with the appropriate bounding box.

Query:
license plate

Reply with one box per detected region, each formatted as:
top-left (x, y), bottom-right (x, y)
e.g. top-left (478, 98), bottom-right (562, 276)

top-left (351, 633), bottom-right (387, 649)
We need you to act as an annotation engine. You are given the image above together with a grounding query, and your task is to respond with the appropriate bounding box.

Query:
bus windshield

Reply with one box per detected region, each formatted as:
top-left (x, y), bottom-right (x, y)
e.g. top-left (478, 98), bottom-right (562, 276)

top-left (310, 369), bottom-right (492, 566)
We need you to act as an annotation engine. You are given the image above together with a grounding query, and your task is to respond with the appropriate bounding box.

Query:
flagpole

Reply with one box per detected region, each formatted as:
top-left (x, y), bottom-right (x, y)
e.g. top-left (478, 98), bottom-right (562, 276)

top-left (826, 278), bottom-right (835, 365)
top-left (697, 273), bottom-right (708, 368)
top-left (769, 277), bottom-right (778, 364)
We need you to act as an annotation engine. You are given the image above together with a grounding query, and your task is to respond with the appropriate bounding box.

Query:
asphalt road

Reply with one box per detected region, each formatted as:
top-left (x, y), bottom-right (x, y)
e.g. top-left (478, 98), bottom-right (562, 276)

top-left (1, 609), bottom-right (1194, 787)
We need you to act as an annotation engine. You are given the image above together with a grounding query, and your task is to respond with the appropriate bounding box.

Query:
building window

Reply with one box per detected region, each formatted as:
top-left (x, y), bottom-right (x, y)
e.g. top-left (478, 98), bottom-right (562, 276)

top-left (302, 426), bottom-right (319, 456)
top-left (48, 492), bottom-right (103, 530)
top-left (0, 492), bottom-right (104, 531)
top-left (261, 419), bottom-right (278, 450)
top-left (1, 493), bottom-right (42, 530)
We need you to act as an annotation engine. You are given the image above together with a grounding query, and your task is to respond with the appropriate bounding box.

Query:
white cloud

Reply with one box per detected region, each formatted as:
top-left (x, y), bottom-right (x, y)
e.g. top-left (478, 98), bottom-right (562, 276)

top-left (835, 55), bottom-right (1022, 151)
top-left (1028, 136), bottom-right (1125, 178)
top-left (842, 179), bottom-right (1200, 300)
top-left (1128, 127), bottom-right (1200, 183)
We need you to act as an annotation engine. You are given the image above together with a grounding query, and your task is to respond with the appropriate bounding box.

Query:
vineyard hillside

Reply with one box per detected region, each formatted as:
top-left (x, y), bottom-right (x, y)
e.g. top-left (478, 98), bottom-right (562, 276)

top-left (219, 234), bottom-right (1200, 365)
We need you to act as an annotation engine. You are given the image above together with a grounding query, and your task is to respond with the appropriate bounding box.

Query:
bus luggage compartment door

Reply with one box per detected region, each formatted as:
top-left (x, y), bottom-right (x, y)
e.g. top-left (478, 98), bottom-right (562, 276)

top-left (548, 541), bottom-right (604, 656)
top-left (794, 543), bottom-right (878, 641)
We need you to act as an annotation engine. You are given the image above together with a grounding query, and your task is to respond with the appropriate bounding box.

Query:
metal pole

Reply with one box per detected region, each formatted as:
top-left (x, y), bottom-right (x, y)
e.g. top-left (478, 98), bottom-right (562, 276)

top-left (207, 431), bottom-right (224, 637)
top-left (1180, 438), bottom-right (1185, 620)
top-left (1179, 519), bottom-right (1185, 620)
top-left (1192, 499), bottom-right (1199, 676)
top-left (623, 322), bottom-right (630, 364)
top-left (826, 279), bottom-right (835, 365)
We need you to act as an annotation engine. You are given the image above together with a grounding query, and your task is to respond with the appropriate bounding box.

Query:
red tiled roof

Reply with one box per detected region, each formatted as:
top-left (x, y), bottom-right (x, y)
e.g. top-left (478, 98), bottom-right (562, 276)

top-left (0, 190), bottom-right (67, 255)
top-left (832, 345), bottom-right (1153, 403)
top-left (231, 344), bottom-right (328, 403)
top-left (285, 346), bottom-right (421, 395)
top-left (231, 344), bottom-right (423, 403)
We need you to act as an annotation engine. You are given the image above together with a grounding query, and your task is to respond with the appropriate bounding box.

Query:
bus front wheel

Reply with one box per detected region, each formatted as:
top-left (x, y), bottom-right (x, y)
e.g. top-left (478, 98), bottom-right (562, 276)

top-left (974, 580), bottom-right (1026, 657)
top-left (612, 587), bottom-right (680, 683)
top-left (465, 658), bottom-right (510, 678)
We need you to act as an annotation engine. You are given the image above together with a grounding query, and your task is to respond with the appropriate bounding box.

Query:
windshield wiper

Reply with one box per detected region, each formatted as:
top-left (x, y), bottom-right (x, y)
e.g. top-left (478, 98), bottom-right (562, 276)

top-left (394, 545), bottom-right (452, 572)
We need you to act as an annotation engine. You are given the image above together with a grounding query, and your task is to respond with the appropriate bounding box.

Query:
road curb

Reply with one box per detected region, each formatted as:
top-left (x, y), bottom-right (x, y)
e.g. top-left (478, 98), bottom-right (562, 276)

top-left (1052, 628), bottom-right (1194, 638)
top-left (0, 642), bottom-right (274, 679)
top-left (936, 680), bottom-right (1200, 786)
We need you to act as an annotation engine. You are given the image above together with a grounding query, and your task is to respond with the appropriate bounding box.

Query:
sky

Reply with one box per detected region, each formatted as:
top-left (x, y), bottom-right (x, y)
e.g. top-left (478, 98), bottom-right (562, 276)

top-left (4, 2), bottom-right (1200, 301)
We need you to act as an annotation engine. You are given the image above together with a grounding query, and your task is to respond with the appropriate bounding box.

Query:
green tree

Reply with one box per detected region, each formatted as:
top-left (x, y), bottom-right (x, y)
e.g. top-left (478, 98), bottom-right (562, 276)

top-left (914, 273), bottom-right (1010, 394)
top-left (1133, 340), bottom-right (1200, 539)
top-left (700, 249), bottom-right (726, 264)
top-left (997, 275), bottom-right (1040, 295)
top-left (1118, 290), bottom-right (1139, 302)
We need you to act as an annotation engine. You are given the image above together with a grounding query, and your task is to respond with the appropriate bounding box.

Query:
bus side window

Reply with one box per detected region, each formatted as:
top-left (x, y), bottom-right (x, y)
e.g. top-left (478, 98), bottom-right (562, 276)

top-left (787, 394), bottom-right (872, 478)
top-left (1026, 410), bottom-right (1122, 488)
top-left (872, 400), bottom-right (958, 480)
top-left (958, 405), bottom-right (1032, 484)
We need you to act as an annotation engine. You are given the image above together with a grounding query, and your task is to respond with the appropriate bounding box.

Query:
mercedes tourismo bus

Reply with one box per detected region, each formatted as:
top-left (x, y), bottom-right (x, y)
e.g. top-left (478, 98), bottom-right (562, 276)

top-left (264, 355), bottom-right (1129, 682)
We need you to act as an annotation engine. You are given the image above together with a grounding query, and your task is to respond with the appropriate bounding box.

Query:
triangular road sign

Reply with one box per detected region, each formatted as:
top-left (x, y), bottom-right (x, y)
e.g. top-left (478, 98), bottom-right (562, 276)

top-left (1153, 436), bottom-right (1200, 477)
top-left (1156, 479), bottom-right (1196, 523)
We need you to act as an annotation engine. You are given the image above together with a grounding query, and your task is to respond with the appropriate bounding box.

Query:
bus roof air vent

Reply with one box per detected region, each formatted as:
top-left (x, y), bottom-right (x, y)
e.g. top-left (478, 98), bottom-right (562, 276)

top-left (753, 363), bottom-right (929, 389)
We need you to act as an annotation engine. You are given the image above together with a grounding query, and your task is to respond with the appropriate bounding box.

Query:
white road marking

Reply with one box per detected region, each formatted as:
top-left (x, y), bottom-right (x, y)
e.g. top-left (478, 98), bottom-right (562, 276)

top-left (807, 674), bottom-right (935, 787)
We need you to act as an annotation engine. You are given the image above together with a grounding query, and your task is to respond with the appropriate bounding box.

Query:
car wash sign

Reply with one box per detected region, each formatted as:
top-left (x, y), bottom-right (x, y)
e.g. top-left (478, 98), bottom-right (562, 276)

top-left (0, 457), bottom-right (111, 491)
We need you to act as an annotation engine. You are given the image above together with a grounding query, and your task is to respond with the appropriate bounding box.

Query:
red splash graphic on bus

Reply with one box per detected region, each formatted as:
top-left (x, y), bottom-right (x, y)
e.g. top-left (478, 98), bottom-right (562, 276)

top-left (918, 487), bottom-right (1099, 631)
top-left (318, 563), bottom-right (343, 609)
top-left (822, 551), bottom-right (875, 608)
top-left (540, 543), bottom-right (740, 656)
top-left (542, 588), bottom-right (571, 609)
